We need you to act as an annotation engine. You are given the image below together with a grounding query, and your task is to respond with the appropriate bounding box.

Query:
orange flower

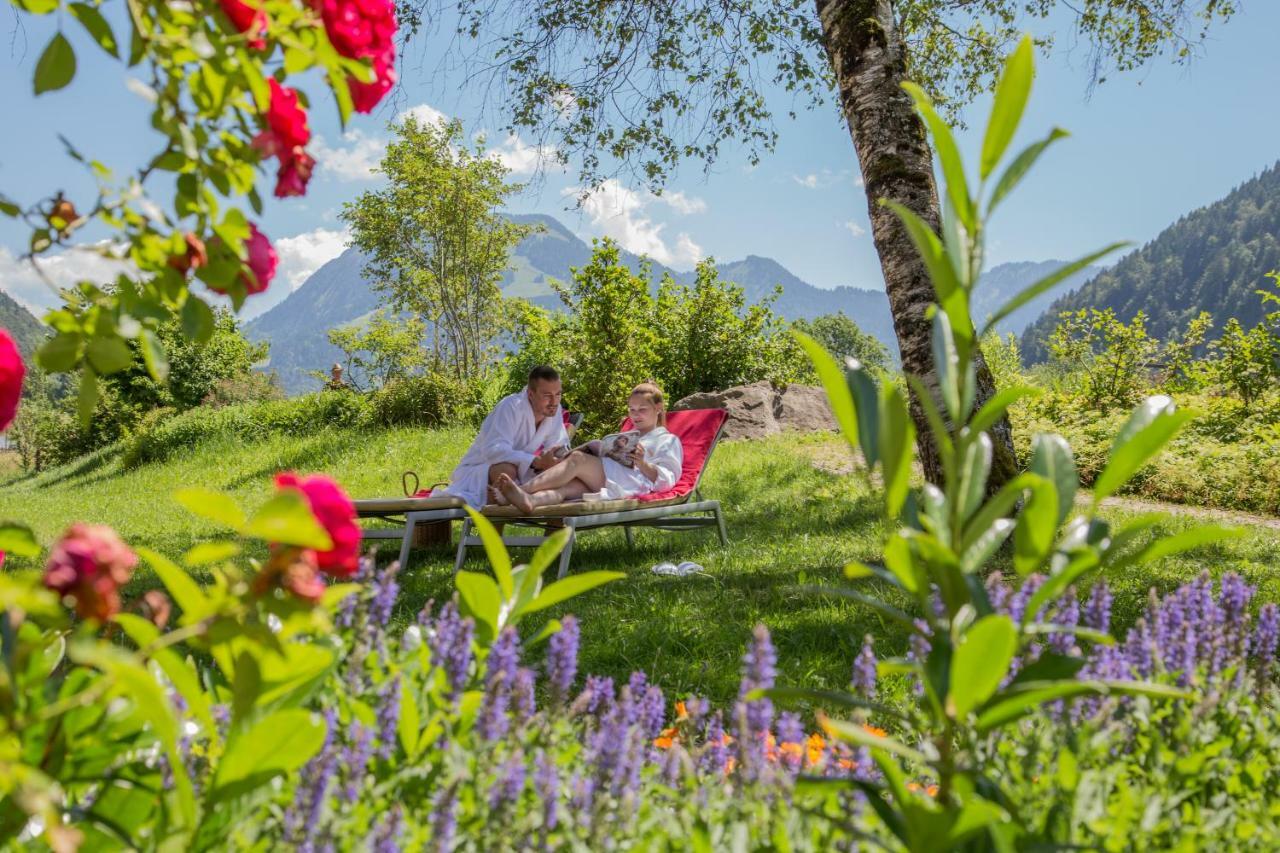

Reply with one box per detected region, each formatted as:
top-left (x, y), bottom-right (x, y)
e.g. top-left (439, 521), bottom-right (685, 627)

top-left (907, 782), bottom-right (940, 797)
top-left (724, 757), bottom-right (737, 775)
top-left (779, 742), bottom-right (805, 763)
top-left (806, 733), bottom-right (826, 767)
top-left (861, 724), bottom-right (888, 738)
top-left (654, 727), bottom-right (677, 749)
top-left (674, 701), bottom-right (688, 719)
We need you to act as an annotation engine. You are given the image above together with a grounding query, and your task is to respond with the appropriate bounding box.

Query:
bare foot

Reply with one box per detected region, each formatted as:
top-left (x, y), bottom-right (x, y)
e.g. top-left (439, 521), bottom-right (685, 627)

top-left (488, 485), bottom-right (509, 506)
top-left (497, 473), bottom-right (535, 514)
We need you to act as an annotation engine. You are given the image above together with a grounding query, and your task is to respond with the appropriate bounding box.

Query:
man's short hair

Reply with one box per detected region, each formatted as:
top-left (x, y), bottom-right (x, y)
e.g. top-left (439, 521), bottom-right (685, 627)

top-left (527, 365), bottom-right (560, 387)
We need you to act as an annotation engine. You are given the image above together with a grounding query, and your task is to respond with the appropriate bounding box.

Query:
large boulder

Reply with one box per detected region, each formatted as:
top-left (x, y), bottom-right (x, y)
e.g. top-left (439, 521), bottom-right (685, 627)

top-left (672, 381), bottom-right (836, 440)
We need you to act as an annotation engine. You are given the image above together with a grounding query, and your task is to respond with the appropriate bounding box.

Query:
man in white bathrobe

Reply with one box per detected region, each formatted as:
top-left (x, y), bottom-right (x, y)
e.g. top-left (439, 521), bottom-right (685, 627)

top-left (440, 365), bottom-right (569, 508)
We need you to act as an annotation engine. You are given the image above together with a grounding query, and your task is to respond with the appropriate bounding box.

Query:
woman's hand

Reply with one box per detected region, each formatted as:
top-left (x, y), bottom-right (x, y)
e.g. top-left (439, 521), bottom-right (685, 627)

top-left (630, 444), bottom-right (658, 482)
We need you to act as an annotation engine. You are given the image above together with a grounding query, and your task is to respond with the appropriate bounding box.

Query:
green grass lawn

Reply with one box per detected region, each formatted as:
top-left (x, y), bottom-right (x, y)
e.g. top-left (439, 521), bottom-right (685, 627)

top-left (4, 426), bottom-right (1279, 707)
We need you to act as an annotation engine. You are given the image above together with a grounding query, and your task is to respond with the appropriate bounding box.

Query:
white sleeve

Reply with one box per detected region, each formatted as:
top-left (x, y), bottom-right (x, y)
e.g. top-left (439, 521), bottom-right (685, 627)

top-left (647, 434), bottom-right (683, 492)
top-left (479, 400), bottom-right (536, 475)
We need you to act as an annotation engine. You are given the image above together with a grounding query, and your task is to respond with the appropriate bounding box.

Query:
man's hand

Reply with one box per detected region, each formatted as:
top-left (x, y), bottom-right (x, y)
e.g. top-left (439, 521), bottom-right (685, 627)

top-left (531, 450), bottom-right (560, 472)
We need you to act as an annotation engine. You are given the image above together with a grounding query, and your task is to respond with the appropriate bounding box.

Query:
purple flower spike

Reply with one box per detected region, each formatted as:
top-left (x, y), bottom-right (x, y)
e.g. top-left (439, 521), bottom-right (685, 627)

top-left (853, 635), bottom-right (877, 697)
top-left (432, 787), bottom-right (457, 852)
top-left (371, 803), bottom-right (403, 853)
top-left (370, 561), bottom-right (401, 627)
top-left (376, 677), bottom-right (402, 760)
top-left (534, 751), bottom-right (559, 832)
top-left (341, 721), bottom-right (374, 802)
top-left (739, 624), bottom-right (778, 739)
top-left (702, 712), bottom-right (730, 775)
top-left (513, 667), bottom-right (537, 724)
top-left (583, 675), bottom-right (615, 717)
top-left (546, 616), bottom-right (580, 705)
top-left (1083, 581), bottom-right (1113, 633)
top-left (489, 751), bottom-right (526, 810)
top-left (639, 685), bottom-right (667, 739)
top-left (429, 601), bottom-right (475, 702)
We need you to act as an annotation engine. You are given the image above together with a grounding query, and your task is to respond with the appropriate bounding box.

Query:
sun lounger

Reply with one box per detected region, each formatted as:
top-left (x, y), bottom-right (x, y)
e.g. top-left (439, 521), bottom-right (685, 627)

top-left (354, 411), bottom-right (585, 569)
top-left (454, 408), bottom-right (730, 579)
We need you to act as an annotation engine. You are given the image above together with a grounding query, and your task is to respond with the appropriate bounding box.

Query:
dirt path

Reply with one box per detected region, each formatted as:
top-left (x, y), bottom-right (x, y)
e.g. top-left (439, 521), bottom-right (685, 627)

top-left (1088, 495), bottom-right (1280, 532)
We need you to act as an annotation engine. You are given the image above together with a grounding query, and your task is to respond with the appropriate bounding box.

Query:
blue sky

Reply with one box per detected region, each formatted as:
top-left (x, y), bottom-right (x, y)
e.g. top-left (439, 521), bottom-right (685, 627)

top-left (2, 3), bottom-right (1278, 320)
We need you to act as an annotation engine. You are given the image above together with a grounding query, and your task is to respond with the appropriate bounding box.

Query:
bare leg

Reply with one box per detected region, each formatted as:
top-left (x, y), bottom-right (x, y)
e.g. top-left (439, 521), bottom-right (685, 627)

top-left (488, 462), bottom-right (518, 487)
top-left (498, 475), bottom-right (593, 512)
top-left (488, 485), bottom-right (509, 506)
top-left (522, 452), bottom-right (606, 493)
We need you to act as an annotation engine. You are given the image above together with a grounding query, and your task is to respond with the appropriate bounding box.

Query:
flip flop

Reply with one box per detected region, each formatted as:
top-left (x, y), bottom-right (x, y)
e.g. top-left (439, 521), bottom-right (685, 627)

top-left (651, 562), bottom-right (679, 575)
top-left (675, 561), bottom-right (704, 575)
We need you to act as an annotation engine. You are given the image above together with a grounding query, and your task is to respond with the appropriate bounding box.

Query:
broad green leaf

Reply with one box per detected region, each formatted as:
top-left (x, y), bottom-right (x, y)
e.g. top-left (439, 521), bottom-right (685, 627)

top-left (69, 2), bottom-right (119, 57)
top-left (1023, 622), bottom-right (1113, 645)
top-left (882, 535), bottom-right (920, 593)
top-left (960, 518), bottom-right (1014, 574)
top-left (968, 386), bottom-right (1039, 437)
top-left (980, 243), bottom-right (1129, 339)
top-left (1029, 433), bottom-right (1077, 528)
top-left (761, 687), bottom-right (910, 722)
top-left (243, 490), bottom-right (333, 550)
top-left (901, 81), bottom-right (974, 230)
top-left (1114, 524), bottom-right (1247, 571)
top-left (36, 332), bottom-right (81, 371)
top-left (181, 295), bottom-right (215, 342)
top-left (398, 679), bottom-right (420, 759)
top-left (1013, 473), bottom-right (1058, 575)
top-left (520, 570), bottom-right (626, 615)
top-left (1020, 551), bottom-right (1099, 629)
top-left (845, 359), bottom-right (881, 467)
top-left (77, 367), bottom-right (98, 427)
top-left (0, 522), bottom-right (40, 557)
top-left (958, 473), bottom-right (1035, 552)
top-left (988, 127), bottom-right (1069, 213)
top-left (1093, 396), bottom-right (1192, 502)
top-left (34, 32), bottom-right (76, 94)
top-left (931, 309), bottom-right (962, 420)
top-left (174, 487), bottom-right (247, 531)
top-left (114, 612), bottom-right (215, 734)
top-left (0, 193), bottom-right (19, 217)
top-left (138, 546), bottom-right (208, 618)
top-left (455, 570), bottom-right (502, 638)
top-left (139, 328), bottom-right (169, 382)
top-left (820, 714), bottom-right (928, 764)
top-left (980, 35), bottom-right (1034, 179)
top-left (184, 540), bottom-right (241, 567)
top-left (464, 508), bottom-right (513, 599)
top-left (211, 709), bottom-right (325, 802)
top-left (956, 432), bottom-right (992, 523)
top-left (949, 615), bottom-right (1016, 718)
top-left (881, 202), bottom-right (963, 314)
top-left (795, 332), bottom-right (860, 453)
top-left (85, 336), bottom-right (132, 374)
top-left (878, 385), bottom-right (914, 519)
top-left (977, 679), bottom-right (1186, 732)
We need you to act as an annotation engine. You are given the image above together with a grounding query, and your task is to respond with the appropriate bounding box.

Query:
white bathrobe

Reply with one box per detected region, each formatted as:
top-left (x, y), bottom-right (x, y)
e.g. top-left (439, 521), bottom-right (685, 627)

top-left (585, 426), bottom-right (683, 501)
top-left (441, 391), bottom-right (569, 508)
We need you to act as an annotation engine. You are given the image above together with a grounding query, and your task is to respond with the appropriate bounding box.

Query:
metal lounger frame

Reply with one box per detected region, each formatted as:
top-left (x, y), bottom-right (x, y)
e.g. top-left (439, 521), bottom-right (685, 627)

top-left (453, 416), bottom-right (729, 578)
top-left (357, 506), bottom-right (468, 569)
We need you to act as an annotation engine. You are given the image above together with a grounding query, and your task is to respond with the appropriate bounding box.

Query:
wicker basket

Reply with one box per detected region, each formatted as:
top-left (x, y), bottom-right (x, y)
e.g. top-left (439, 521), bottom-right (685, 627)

top-left (411, 520), bottom-right (452, 548)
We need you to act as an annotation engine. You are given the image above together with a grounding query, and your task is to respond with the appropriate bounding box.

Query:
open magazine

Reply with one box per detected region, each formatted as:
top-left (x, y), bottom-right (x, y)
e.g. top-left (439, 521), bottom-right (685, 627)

top-left (557, 430), bottom-right (642, 468)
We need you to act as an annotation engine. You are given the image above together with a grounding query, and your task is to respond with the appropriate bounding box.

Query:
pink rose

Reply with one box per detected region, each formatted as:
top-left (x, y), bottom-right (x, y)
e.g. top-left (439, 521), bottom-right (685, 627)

top-left (43, 523), bottom-right (138, 621)
top-left (242, 224), bottom-right (278, 294)
top-left (253, 79), bottom-right (311, 157)
top-left (0, 329), bottom-right (24, 431)
top-left (274, 472), bottom-right (361, 577)
top-left (219, 0), bottom-right (269, 50)
top-left (316, 0), bottom-right (397, 60)
top-left (274, 147), bottom-right (316, 198)
top-left (348, 46), bottom-right (397, 114)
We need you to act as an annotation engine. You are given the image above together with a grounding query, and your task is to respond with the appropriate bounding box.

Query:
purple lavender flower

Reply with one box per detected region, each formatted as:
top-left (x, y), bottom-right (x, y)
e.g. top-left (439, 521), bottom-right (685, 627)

top-left (587, 703), bottom-right (629, 782)
top-left (638, 685), bottom-right (666, 739)
top-left (1219, 573), bottom-right (1254, 662)
top-left (776, 711), bottom-right (805, 772)
top-left (1124, 617), bottom-right (1156, 678)
top-left (513, 667), bottom-right (537, 725)
top-left (429, 601), bottom-right (476, 702)
top-left (432, 787), bottom-right (457, 852)
top-left (1175, 621), bottom-right (1199, 687)
top-left (1253, 603), bottom-right (1279, 679)
top-left (341, 721), bottom-right (374, 802)
top-left (682, 696), bottom-right (709, 727)
top-left (478, 627), bottom-right (521, 741)
top-left (570, 772), bottom-right (595, 812)
top-left (907, 619), bottom-right (932, 695)
top-left (489, 751), bottom-right (526, 810)
top-left (1048, 590), bottom-right (1080, 655)
top-left (582, 675), bottom-right (615, 717)
top-left (852, 635), bottom-right (877, 697)
top-left (534, 751), bottom-right (559, 832)
top-left (546, 615), bottom-right (580, 704)
top-left (701, 712), bottom-right (729, 775)
top-left (1083, 581), bottom-right (1113, 633)
top-left (371, 803), bottom-right (403, 853)
top-left (370, 561), bottom-right (401, 627)
top-left (376, 677), bottom-right (402, 760)
top-left (985, 572), bottom-right (1011, 614)
top-left (1008, 574), bottom-right (1047, 624)
top-left (738, 624), bottom-right (778, 739)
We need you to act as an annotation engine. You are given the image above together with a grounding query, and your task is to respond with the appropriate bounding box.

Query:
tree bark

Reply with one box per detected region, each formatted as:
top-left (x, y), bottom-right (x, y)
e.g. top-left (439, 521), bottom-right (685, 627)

top-left (814, 0), bottom-right (1018, 490)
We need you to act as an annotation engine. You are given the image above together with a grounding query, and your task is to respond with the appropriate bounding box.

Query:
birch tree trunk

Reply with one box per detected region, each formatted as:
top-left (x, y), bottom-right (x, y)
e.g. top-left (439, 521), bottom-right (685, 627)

top-left (814, 0), bottom-right (1018, 489)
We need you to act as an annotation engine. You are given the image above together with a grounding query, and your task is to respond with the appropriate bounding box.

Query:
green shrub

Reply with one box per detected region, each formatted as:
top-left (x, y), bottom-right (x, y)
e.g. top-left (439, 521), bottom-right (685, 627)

top-left (366, 372), bottom-right (474, 428)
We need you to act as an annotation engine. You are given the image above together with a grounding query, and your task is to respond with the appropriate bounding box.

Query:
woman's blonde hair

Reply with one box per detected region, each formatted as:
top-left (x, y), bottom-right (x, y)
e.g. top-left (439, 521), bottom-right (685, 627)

top-left (629, 381), bottom-right (667, 426)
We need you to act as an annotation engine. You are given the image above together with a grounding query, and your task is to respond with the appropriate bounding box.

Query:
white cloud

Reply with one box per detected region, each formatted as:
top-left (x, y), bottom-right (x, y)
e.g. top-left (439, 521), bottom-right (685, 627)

top-left (274, 227), bottom-right (351, 292)
top-left (842, 220), bottom-right (867, 238)
top-left (398, 103), bottom-right (449, 127)
top-left (488, 133), bottom-right (551, 176)
top-left (0, 244), bottom-right (133, 313)
top-left (657, 190), bottom-right (707, 215)
top-left (567, 180), bottom-right (703, 269)
top-left (793, 173), bottom-right (820, 189)
top-left (311, 129), bottom-right (387, 181)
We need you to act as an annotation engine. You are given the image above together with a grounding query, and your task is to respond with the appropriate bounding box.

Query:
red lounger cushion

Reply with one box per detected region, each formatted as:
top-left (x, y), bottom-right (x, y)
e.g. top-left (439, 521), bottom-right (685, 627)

top-left (619, 408), bottom-right (728, 503)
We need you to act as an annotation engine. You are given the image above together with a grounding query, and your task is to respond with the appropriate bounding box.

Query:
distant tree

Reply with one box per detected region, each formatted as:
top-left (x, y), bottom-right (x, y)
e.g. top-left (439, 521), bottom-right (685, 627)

top-left (419, 0), bottom-right (1236, 489)
top-left (1210, 318), bottom-right (1278, 407)
top-left (655, 261), bottom-right (805, 402)
top-left (1047, 308), bottom-right (1159, 411)
top-left (792, 312), bottom-right (889, 374)
top-left (326, 311), bottom-right (428, 392)
top-left (342, 116), bottom-right (535, 381)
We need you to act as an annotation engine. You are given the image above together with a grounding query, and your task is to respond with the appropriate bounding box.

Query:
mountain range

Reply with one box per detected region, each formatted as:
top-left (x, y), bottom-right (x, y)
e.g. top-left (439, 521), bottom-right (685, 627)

top-left (245, 213), bottom-right (1096, 394)
top-left (1022, 162), bottom-right (1280, 361)
top-left (0, 289), bottom-right (46, 359)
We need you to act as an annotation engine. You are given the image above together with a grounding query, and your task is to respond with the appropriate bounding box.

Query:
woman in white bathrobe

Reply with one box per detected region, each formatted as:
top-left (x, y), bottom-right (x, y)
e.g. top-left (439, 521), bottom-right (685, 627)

top-left (494, 382), bottom-right (683, 512)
